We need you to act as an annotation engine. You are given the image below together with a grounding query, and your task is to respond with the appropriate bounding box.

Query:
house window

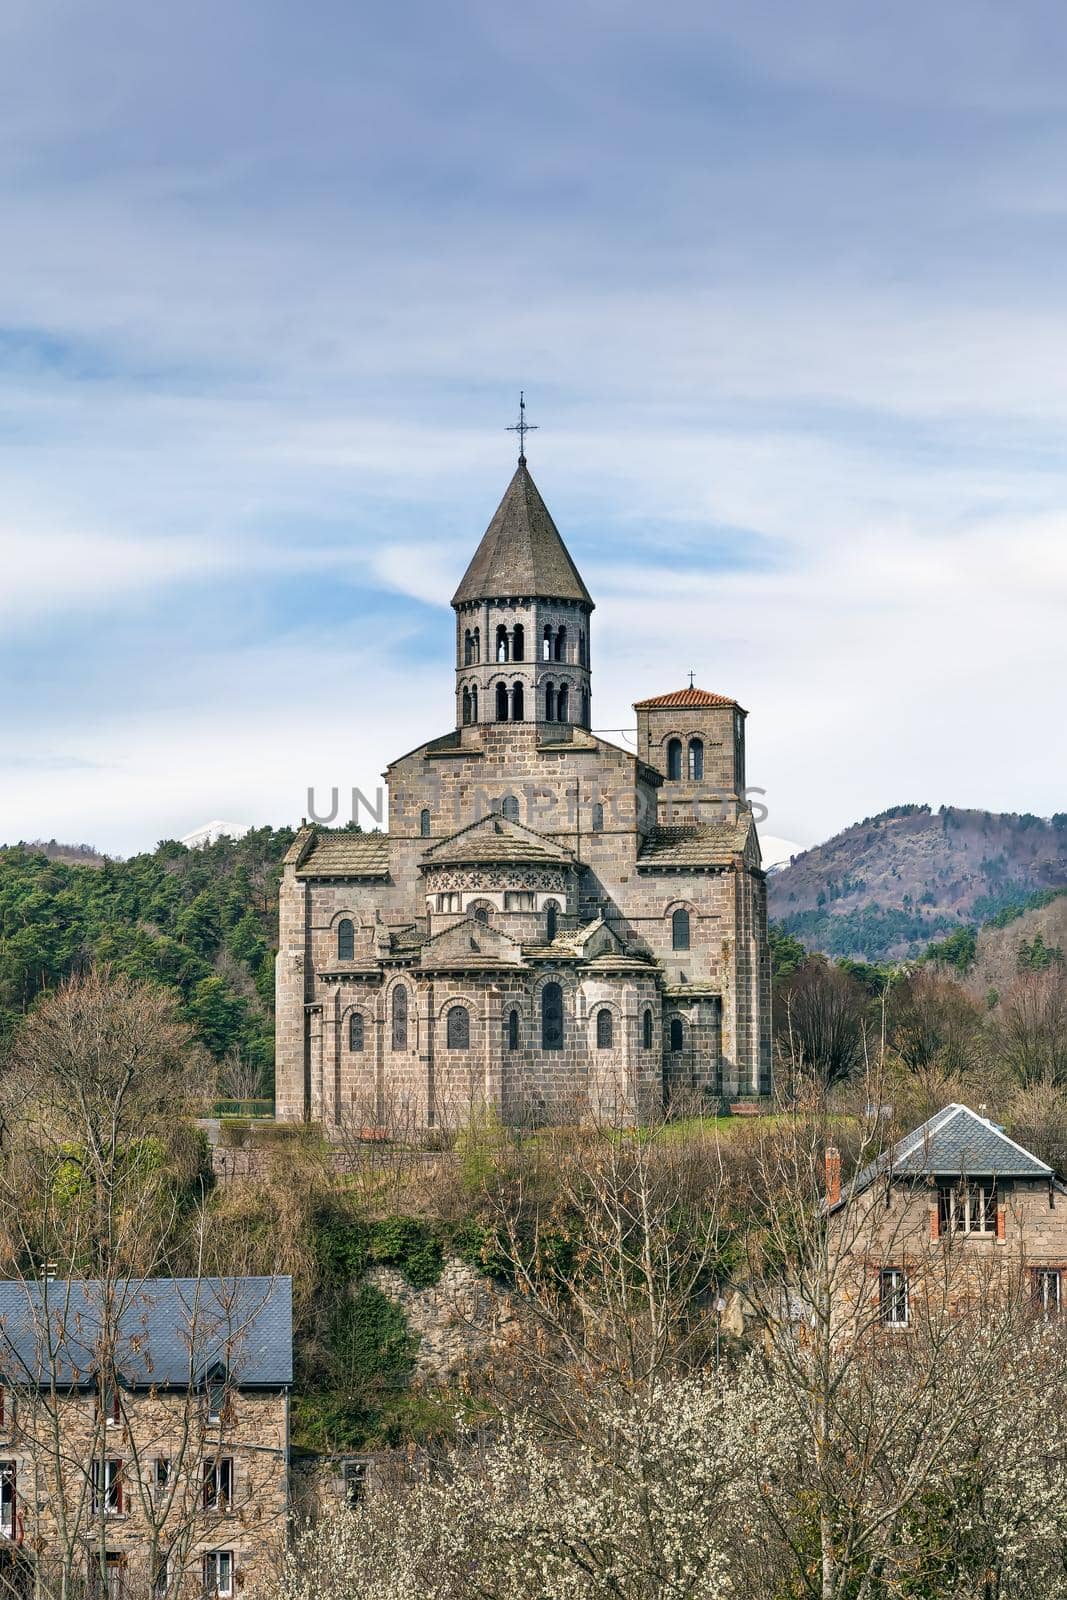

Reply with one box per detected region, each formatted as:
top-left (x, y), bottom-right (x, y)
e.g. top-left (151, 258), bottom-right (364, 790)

top-left (0, 1462), bottom-right (14, 1539)
top-left (666, 739), bottom-right (682, 781)
top-left (642, 1008), bottom-right (653, 1050)
top-left (392, 987), bottom-right (408, 1051)
top-left (446, 1007), bottom-right (470, 1050)
top-left (545, 901), bottom-right (559, 941)
top-left (349, 1012), bottom-right (364, 1052)
top-left (501, 794), bottom-right (520, 821)
top-left (591, 802), bottom-right (604, 834)
top-left (91, 1458), bottom-right (123, 1516)
top-left (202, 1552), bottom-right (234, 1599)
top-left (596, 1009), bottom-right (613, 1049)
top-left (98, 1376), bottom-right (121, 1428)
top-left (669, 1017), bottom-right (684, 1053)
top-left (541, 982), bottom-right (564, 1051)
top-left (152, 1559), bottom-right (169, 1600)
top-left (343, 1458), bottom-right (368, 1506)
top-left (507, 1009), bottom-right (520, 1051)
top-left (153, 1457), bottom-right (170, 1496)
top-left (337, 919), bottom-right (355, 961)
top-left (688, 738), bottom-right (704, 781)
top-left (203, 1458), bottom-right (233, 1512)
top-left (938, 1181), bottom-right (997, 1235)
top-left (90, 1554), bottom-right (126, 1600)
top-left (672, 908), bottom-right (690, 950)
top-left (496, 682), bottom-right (509, 721)
top-left (879, 1268), bottom-right (909, 1328)
top-left (420, 808), bottom-right (431, 837)
top-left (206, 1373), bottom-right (226, 1425)
top-left (512, 624), bottom-right (525, 661)
top-left (1032, 1269), bottom-right (1062, 1317)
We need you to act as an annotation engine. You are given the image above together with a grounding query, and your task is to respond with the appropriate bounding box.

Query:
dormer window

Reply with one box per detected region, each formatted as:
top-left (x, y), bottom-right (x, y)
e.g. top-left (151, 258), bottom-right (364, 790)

top-left (206, 1369), bottom-right (227, 1425)
top-left (938, 1181), bottom-right (997, 1235)
top-left (98, 1376), bottom-right (121, 1428)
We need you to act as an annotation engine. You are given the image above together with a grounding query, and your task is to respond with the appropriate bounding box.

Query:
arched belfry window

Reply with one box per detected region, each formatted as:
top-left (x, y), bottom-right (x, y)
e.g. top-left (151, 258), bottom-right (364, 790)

top-left (667, 739), bottom-right (682, 781)
top-left (542, 625), bottom-right (552, 661)
top-left (496, 625), bottom-right (510, 664)
top-left (349, 1012), bottom-right (364, 1052)
top-left (501, 794), bottom-right (519, 821)
top-left (688, 738), bottom-right (704, 781)
top-left (511, 681), bottom-right (525, 721)
top-left (512, 624), bottom-right (525, 661)
top-left (462, 687), bottom-right (471, 725)
top-left (472, 628), bottom-right (480, 663)
top-left (581, 689), bottom-right (589, 727)
top-left (591, 802), bottom-right (604, 834)
top-left (507, 1008), bottom-right (520, 1051)
top-left (579, 631), bottom-right (586, 665)
top-left (672, 908), bottom-right (690, 950)
top-left (464, 629), bottom-right (473, 666)
top-left (642, 1007), bottom-right (653, 1050)
top-left (470, 685), bottom-right (478, 722)
top-left (420, 808), bottom-right (431, 838)
top-left (496, 683), bottom-right (509, 722)
top-left (545, 901), bottom-right (559, 941)
top-left (392, 986), bottom-right (408, 1051)
top-left (554, 626), bottom-right (567, 662)
top-left (541, 982), bottom-right (563, 1050)
top-left (446, 1006), bottom-right (470, 1050)
top-left (669, 1016), bottom-right (684, 1053)
top-left (337, 919), bottom-right (354, 960)
top-left (596, 1008), bottom-right (613, 1049)
top-left (545, 682), bottom-right (556, 722)
top-left (557, 683), bottom-right (569, 723)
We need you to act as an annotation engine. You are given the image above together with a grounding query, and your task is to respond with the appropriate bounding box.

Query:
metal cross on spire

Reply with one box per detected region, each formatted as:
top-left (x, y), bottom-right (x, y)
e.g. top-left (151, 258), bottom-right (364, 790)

top-left (506, 390), bottom-right (538, 463)
top-left (688, 669), bottom-right (696, 688)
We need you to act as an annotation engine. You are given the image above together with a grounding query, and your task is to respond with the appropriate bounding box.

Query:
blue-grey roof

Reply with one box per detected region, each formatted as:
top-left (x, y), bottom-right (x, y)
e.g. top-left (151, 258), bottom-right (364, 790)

top-left (837, 1104), bottom-right (1053, 1210)
top-left (0, 1277), bottom-right (292, 1390)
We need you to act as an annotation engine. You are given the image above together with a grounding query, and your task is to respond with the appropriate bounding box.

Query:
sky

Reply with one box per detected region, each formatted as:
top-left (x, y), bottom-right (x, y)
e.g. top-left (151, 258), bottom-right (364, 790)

top-left (1, 0), bottom-right (1066, 859)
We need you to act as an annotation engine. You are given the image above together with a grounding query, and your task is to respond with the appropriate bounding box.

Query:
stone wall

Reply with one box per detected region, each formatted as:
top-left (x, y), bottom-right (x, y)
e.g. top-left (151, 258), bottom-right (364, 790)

top-left (366, 1257), bottom-right (523, 1385)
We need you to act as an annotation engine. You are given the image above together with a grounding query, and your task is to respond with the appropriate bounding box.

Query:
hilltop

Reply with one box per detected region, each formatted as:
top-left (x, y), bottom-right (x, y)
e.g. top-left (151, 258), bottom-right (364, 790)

top-left (769, 805), bottom-right (1067, 962)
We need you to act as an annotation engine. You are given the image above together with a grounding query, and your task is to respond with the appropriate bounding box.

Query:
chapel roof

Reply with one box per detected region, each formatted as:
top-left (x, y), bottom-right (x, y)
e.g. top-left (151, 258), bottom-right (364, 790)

top-left (633, 687), bottom-right (741, 710)
top-left (636, 815), bottom-right (753, 869)
top-left (451, 460), bottom-right (593, 608)
top-left (291, 829), bottom-right (391, 879)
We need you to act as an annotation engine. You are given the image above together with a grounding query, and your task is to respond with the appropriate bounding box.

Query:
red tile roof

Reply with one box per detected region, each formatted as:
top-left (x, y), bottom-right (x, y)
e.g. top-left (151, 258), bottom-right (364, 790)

top-left (632, 687), bottom-right (740, 710)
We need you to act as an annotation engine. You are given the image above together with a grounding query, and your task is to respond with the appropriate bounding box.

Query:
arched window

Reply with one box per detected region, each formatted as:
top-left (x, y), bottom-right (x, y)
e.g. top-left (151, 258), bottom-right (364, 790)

top-left (464, 629), bottom-right (473, 666)
top-left (556, 683), bottom-right (569, 722)
top-left (496, 682), bottom-right (509, 722)
top-left (446, 1006), bottom-right (470, 1050)
top-left (672, 908), bottom-right (691, 950)
top-left (554, 626), bottom-right (566, 662)
top-left (642, 1007), bottom-right (653, 1050)
top-left (667, 739), bottom-right (682, 781)
top-left (507, 1008), bottom-right (520, 1050)
top-left (541, 982), bottom-right (563, 1050)
top-left (688, 738), bottom-right (704, 781)
top-left (669, 1017), bottom-right (684, 1053)
top-left (511, 681), bottom-right (525, 721)
top-left (420, 808), bottom-right (431, 837)
top-left (462, 687), bottom-right (471, 725)
top-left (501, 794), bottom-right (520, 821)
top-left (472, 902), bottom-right (491, 926)
top-left (578, 631), bottom-right (586, 665)
top-left (542, 625), bottom-right (552, 661)
top-left (591, 802), bottom-right (604, 834)
top-left (596, 1008), bottom-right (613, 1049)
top-left (337, 918), bottom-right (354, 960)
top-left (581, 689), bottom-right (589, 727)
top-left (472, 628), bottom-right (480, 663)
top-left (470, 685), bottom-right (478, 722)
top-left (349, 1012), bottom-right (364, 1052)
top-left (545, 901), bottom-right (559, 941)
top-left (496, 624), bottom-right (510, 663)
top-left (512, 624), bottom-right (525, 661)
top-left (392, 986), bottom-right (408, 1051)
top-left (545, 682), bottom-right (556, 722)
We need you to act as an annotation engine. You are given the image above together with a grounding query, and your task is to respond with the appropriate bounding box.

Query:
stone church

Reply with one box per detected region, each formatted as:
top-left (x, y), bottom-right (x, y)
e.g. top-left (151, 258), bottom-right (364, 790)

top-left (275, 451), bottom-right (771, 1129)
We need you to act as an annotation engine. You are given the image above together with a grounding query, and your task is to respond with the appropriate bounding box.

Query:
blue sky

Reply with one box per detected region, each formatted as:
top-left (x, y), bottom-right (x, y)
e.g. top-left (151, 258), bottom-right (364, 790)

top-left (1, 0), bottom-right (1066, 857)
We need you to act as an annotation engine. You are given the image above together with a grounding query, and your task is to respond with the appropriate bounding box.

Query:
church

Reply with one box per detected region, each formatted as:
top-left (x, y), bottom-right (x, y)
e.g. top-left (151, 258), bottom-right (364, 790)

top-left (275, 443), bottom-right (771, 1130)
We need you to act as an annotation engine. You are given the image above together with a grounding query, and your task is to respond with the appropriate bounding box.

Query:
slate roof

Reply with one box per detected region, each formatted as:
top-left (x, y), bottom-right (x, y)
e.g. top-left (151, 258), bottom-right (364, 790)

top-left (637, 816), bottom-right (753, 868)
top-left (422, 815), bottom-right (576, 868)
top-left (633, 687), bottom-right (741, 710)
top-left (293, 830), bottom-right (390, 879)
top-left (838, 1104), bottom-right (1053, 1211)
top-left (451, 461), bottom-right (593, 607)
top-left (0, 1277), bottom-right (292, 1390)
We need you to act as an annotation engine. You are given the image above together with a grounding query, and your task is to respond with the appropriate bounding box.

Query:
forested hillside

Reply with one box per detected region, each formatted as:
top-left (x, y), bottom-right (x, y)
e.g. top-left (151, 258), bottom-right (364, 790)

top-left (0, 827), bottom-right (297, 1087)
top-left (769, 804), bottom-right (1067, 961)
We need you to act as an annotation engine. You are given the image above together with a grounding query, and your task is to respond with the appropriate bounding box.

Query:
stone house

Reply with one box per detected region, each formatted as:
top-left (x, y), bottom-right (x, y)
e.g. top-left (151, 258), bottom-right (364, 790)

top-left (828, 1103), bottom-right (1067, 1328)
top-left (0, 1276), bottom-right (292, 1598)
top-left (276, 451), bottom-right (772, 1131)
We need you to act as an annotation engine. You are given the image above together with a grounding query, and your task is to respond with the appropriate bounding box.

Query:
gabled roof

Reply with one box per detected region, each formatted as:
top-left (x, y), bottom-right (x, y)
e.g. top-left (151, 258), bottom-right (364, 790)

top-left (419, 917), bottom-right (523, 969)
top-left (633, 687), bottom-right (742, 710)
top-left (451, 461), bottom-right (593, 607)
top-left (422, 813), bottom-right (576, 868)
top-left (637, 815), bottom-right (753, 869)
top-left (0, 1277), bottom-right (292, 1390)
top-left (839, 1104), bottom-right (1053, 1210)
top-left (293, 830), bottom-right (390, 879)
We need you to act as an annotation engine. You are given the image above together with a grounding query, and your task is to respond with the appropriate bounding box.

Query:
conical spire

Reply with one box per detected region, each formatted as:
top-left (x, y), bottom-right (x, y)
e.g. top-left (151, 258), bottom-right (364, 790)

top-left (451, 461), bottom-right (593, 608)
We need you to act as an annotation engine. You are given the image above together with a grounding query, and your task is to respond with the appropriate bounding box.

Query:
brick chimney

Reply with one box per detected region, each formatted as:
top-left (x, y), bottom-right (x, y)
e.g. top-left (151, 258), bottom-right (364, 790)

top-left (825, 1146), bottom-right (842, 1209)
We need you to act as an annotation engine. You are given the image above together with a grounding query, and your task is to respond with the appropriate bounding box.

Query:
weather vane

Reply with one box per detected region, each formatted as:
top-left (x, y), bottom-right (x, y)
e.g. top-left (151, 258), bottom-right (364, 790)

top-left (506, 390), bottom-right (538, 463)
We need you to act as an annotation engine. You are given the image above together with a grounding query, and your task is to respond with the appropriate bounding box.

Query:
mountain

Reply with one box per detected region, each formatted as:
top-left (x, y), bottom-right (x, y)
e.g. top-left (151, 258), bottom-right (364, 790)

top-left (180, 820), bottom-right (253, 849)
top-left (769, 805), bottom-right (1067, 963)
